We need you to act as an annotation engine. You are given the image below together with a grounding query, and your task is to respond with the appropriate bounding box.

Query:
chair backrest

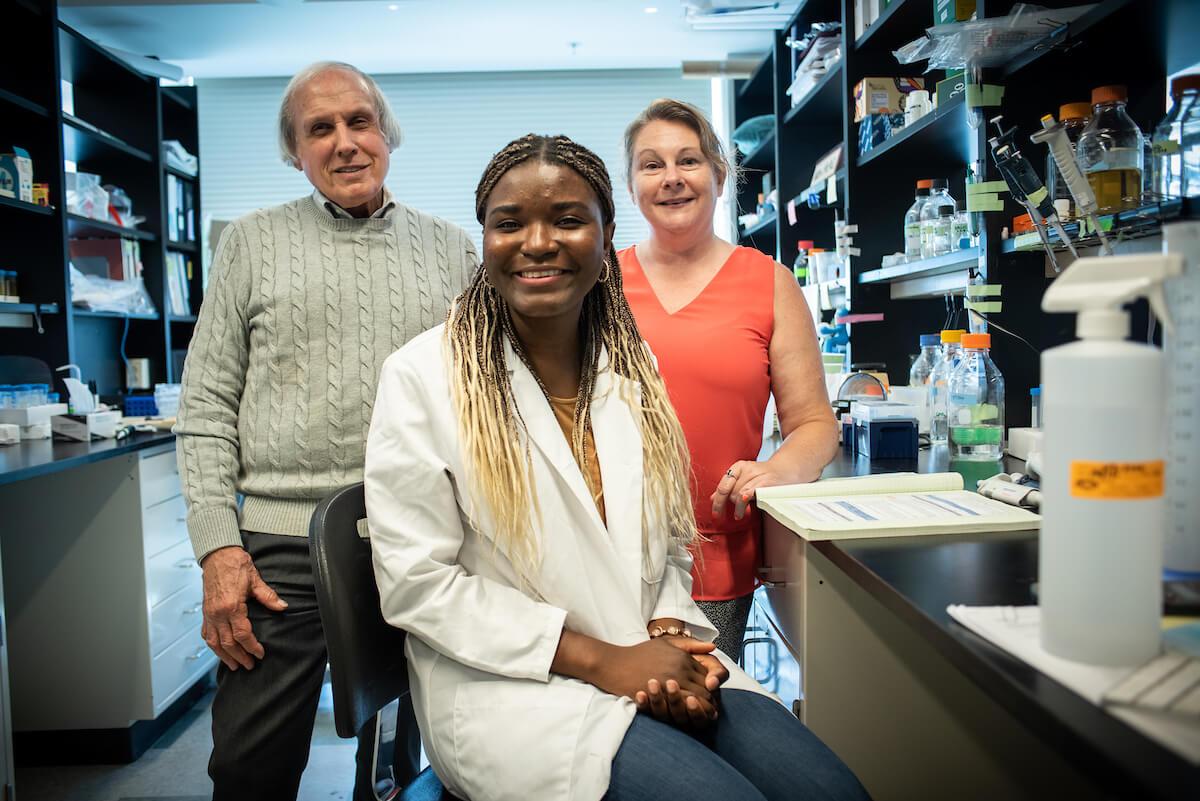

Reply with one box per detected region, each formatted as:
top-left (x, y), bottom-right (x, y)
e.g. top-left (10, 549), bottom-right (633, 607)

top-left (309, 482), bottom-right (410, 738)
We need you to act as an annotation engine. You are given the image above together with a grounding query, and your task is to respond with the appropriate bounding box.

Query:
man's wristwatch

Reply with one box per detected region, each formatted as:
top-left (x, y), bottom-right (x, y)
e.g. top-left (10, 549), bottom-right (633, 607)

top-left (649, 624), bottom-right (693, 639)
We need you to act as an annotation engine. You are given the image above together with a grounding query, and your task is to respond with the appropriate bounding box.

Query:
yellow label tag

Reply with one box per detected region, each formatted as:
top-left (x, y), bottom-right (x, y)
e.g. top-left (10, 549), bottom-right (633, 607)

top-left (1069, 461), bottom-right (1165, 500)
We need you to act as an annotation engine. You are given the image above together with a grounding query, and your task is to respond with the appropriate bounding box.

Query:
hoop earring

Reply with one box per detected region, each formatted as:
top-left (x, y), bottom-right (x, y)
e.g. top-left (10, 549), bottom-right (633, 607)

top-left (598, 259), bottom-right (612, 284)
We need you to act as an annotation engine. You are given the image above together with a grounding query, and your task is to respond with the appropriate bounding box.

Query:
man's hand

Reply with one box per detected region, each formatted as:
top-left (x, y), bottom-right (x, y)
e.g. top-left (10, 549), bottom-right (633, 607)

top-left (200, 546), bottom-right (287, 670)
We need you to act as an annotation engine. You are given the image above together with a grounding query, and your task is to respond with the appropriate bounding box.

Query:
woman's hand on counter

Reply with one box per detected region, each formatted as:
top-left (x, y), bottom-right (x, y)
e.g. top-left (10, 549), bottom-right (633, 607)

top-left (710, 460), bottom-right (783, 521)
top-left (200, 545), bottom-right (288, 670)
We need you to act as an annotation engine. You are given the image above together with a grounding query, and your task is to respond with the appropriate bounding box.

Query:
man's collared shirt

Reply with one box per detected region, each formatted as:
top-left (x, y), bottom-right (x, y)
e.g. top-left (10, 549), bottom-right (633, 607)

top-left (312, 186), bottom-right (396, 220)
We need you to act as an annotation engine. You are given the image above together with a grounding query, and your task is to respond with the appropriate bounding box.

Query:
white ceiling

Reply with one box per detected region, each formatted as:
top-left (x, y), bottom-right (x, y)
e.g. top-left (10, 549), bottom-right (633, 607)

top-left (58, 0), bottom-right (775, 79)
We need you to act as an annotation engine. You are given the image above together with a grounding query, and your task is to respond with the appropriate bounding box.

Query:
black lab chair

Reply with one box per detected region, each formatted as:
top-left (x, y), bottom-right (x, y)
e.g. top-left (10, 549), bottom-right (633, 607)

top-left (309, 482), bottom-right (462, 801)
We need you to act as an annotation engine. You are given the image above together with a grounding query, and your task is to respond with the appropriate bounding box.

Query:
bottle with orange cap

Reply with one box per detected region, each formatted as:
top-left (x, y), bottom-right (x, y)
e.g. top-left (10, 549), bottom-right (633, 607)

top-left (1046, 102), bottom-right (1091, 218)
top-left (1152, 74), bottom-right (1200, 200)
top-left (903, 179), bottom-right (933, 262)
top-left (1076, 84), bottom-right (1145, 212)
top-left (946, 332), bottom-right (1004, 461)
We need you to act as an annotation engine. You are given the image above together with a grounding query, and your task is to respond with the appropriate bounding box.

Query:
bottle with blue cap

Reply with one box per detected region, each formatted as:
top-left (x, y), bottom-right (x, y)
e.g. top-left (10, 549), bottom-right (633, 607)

top-left (908, 334), bottom-right (941, 387)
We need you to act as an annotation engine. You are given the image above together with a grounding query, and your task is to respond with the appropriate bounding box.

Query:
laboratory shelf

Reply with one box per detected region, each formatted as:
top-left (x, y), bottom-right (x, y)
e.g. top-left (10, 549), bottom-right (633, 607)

top-left (164, 165), bottom-right (198, 182)
top-left (783, 63), bottom-right (843, 128)
top-left (1001, 0), bottom-right (1142, 78)
top-left (858, 246), bottom-right (979, 300)
top-left (161, 86), bottom-right (195, 111)
top-left (168, 314), bottom-right (198, 323)
top-left (67, 213), bottom-right (158, 241)
top-left (0, 195), bottom-right (55, 216)
top-left (166, 240), bottom-right (198, 254)
top-left (739, 213), bottom-right (778, 241)
top-left (73, 309), bottom-right (161, 321)
top-left (856, 93), bottom-right (966, 169)
top-left (0, 87), bottom-right (49, 118)
top-left (854, 0), bottom-right (930, 52)
top-left (999, 199), bottom-right (1188, 254)
top-left (737, 52), bottom-right (774, 102)
top-left (63, 114), bottom-right (153, 163)
top-left (0, 302), bottom-right (59, 316)
top-left (740, 133), bottom-right (776, 172)
top-left (788, 167), bottom-right (847, 213)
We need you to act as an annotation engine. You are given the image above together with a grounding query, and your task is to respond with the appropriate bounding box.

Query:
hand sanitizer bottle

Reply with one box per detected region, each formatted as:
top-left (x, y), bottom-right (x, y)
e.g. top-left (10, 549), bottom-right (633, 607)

top-left (1039, 253), bottom-right (1183, 666)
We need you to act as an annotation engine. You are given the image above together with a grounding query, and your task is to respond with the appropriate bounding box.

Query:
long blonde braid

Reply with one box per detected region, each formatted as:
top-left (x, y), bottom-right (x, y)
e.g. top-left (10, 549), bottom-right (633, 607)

top-left (448, 134), bottom-right (696, 581)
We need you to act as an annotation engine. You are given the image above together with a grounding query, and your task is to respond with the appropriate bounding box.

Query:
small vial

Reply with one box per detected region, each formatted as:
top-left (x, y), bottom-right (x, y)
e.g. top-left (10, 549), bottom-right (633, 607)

top-left (1031, 386), bottom-right (1042, 428)
top-left (951, 211), bottom-right (970, 250)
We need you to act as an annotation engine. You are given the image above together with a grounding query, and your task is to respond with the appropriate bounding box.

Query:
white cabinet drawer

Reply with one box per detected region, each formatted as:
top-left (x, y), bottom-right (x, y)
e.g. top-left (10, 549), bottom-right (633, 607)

top-left (146, 538), bottom-right (200, 608)
top-left (150, 584), bottom-right (204, 658)
top-left (143, 495), bottom-right (189, 559)
top-left (139, 449), bottom-right (181, 509)
top-left (151, 625), bottom-right (213, 712)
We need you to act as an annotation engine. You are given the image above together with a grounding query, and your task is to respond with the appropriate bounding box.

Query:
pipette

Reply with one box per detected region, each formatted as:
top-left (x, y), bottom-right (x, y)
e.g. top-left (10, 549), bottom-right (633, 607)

top-left (1030, 113), bottom-right (1115, 256)
top-left (988, 115), bottom-right (1078, 270)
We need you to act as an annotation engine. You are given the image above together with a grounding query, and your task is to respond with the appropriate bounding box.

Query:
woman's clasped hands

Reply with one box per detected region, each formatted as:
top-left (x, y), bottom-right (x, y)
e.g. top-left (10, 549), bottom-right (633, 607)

top-left (609, 627), bottom-right (730, 731)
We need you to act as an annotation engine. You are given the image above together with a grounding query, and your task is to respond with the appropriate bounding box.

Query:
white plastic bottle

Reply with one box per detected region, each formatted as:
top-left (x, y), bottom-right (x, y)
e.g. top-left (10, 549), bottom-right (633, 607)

top-left (1039, 253), bottom-right (1183, 666)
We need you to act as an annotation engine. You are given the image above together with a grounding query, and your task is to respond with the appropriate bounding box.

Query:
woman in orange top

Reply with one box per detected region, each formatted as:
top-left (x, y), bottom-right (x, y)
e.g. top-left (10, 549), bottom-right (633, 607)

top-left (619, 99), bottom-right (838, 657)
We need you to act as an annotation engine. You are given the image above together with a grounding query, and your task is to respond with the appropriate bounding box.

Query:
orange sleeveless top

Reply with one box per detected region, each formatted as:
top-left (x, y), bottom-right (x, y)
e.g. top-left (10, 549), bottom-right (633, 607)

top-left (619, 245), bottom-right (774, 600)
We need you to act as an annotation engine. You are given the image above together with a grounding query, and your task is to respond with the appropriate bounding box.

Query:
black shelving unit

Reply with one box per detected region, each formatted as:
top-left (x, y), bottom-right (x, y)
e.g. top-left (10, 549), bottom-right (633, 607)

top-left (732, 0), bottom-right (1198, 430)
top-left (0, 1), bottom-right (205, 397)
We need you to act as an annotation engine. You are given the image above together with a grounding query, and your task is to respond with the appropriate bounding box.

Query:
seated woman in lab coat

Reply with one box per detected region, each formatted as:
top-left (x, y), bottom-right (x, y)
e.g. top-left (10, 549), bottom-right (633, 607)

top-left (364, 134), bottom-right (870, 801)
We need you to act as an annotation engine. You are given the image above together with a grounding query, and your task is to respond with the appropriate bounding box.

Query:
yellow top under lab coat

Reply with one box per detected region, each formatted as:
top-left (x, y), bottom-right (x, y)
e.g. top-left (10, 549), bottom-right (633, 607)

top-left (364, 325), bottom-right (771, 801)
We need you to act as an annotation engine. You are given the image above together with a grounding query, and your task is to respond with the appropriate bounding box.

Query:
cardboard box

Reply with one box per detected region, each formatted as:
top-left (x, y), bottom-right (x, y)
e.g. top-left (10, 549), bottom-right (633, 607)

top-left (32, 183), bottom-right (49, 206)
top-left (853, 77), bottom-right (925, 122)
top-left (935, 0), bottom-right (976, 25)
top-left (0, 147), bottom-right (33, 202)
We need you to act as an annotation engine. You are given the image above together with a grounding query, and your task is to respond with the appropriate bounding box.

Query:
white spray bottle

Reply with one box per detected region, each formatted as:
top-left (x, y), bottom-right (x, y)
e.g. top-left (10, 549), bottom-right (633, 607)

top-left (1039, 253), bottom-right (1183, 667)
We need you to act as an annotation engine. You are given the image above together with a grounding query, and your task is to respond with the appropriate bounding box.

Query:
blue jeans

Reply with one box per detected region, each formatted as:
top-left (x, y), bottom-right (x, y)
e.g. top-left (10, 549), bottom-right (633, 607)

top-left (604, 690), bottom-right (871, 801)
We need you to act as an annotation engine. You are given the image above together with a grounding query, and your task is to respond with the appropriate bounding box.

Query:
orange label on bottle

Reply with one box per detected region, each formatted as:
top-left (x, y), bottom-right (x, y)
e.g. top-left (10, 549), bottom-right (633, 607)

top-left (1069, 461), bottom-right (1165, 500)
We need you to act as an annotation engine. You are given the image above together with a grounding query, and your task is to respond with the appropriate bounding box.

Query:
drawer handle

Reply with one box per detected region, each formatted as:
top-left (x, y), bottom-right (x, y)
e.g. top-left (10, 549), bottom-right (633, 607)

top-left (186, 646), bottom-right (209, 661)
top-left (175, 559), bottom-right (195, 569)
top-left (183, 603), bottom-right (203, 615)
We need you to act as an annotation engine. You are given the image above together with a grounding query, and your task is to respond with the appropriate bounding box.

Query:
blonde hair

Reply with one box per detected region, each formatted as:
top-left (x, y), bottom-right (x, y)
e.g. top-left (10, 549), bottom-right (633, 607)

top-left (623, 98), bottom-right (734, 188)
top-left (448, 134), bottom-right (697, 580)
top-left (278, 61), bottom-right (403, 165)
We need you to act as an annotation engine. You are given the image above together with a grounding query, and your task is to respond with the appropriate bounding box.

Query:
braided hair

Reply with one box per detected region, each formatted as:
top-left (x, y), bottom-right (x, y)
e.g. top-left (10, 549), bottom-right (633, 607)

top-left (447, 134), bottom-right (697, 581)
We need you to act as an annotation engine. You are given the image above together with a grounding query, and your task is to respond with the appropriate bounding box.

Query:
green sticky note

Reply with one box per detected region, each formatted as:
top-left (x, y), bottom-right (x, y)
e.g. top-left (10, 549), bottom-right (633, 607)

top-left (1012, 232), bottom-right (1041, 250)
top-left (966, 193), bottom-right (1005, 212)
top-left (966, 181), bottom-right (1008, 195)
top-left (965, 84), bottom-right (1005, 108)
top-left (965, 300), bottom-right (1003, 314)
top-left (966, 284), bottom-right (1002, 298)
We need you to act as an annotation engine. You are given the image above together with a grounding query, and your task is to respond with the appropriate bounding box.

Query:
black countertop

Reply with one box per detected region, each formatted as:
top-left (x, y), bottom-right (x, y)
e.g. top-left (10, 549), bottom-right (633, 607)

top-left (0, 430), bottom-right (176, 487)
top-left (806, 447), bottom-right (1198, 800)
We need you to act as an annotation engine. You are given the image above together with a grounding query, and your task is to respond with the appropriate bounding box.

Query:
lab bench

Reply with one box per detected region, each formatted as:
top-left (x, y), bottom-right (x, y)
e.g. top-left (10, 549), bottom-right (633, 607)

top-left (0, 430), bottom-right (215, 784)
top-left (756, 449), bottom-right (1198, 801)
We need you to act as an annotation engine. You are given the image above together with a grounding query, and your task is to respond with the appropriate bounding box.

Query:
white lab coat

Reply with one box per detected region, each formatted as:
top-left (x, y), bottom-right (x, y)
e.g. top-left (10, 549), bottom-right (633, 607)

top-left (364, 325), bottom-right (770, 801)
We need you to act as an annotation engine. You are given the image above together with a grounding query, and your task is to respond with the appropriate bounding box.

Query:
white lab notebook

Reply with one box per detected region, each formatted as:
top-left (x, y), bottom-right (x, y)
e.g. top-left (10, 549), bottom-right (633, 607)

top-left (756, 472), bottom-right (1041, 541)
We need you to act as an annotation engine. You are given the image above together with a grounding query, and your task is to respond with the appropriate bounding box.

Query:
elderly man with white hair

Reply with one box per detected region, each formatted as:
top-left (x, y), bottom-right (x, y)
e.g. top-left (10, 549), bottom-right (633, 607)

top-left (175, 61), bottom-right (478, 800)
